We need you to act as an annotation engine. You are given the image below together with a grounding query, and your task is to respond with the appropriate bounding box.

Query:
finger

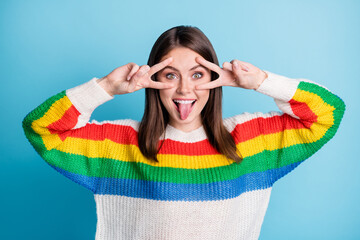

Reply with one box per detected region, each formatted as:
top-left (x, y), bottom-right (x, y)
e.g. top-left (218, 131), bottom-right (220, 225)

top-left (147, 80), bottom-right (174, 89)
top-left (127, 63), bottom-right (140, 81)
top-left (222, 62), bottom-right (232, 71)
top-left (231, 59), bottom-right (249, 72)
top-left (195, 79), bottom-right (223, 90)
top-left (195, 56), bottom-right (221, 74)
top-left (232, 61), bottom-right (249, 74)
top-left (148, 57), bottom-right (173, 76)
top-left (240, 63), bottom-right (250, 72)
top-left (128, 65), bottom-right (150, 91)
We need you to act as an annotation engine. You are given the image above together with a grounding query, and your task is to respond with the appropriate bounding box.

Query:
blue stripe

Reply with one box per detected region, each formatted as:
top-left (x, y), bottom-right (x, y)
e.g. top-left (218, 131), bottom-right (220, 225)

top-left (52, 165), bottom-right (98, 192)
top-left (52, 162), bottom-right (301, 200)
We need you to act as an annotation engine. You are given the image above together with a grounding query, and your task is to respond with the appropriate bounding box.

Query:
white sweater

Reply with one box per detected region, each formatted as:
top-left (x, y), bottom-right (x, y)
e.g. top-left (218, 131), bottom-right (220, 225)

top-left (22, 70), bottom-right (345, 239)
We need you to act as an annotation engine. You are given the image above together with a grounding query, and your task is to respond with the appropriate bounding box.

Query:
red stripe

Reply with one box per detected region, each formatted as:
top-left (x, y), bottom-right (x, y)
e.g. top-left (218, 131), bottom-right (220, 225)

top-left (48, 99), bottom-right (318, 155)
top-left (289, 99), bottom-right (318, 124)
top-left (47, 105), bottom-right (80, 139)
top-left (231, 100), bottom-right (317, 144)
top-left (56, 123), bottom-right (139, 143)
top-left (158, 139), bottom-right (220, 155)
top-left (55, 123), bottom-right (219, 155)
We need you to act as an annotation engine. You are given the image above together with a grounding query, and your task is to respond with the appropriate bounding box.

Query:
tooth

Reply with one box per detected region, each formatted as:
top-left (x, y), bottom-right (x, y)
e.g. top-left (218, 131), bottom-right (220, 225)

top-left (173, 100), bottom-right (195, 104)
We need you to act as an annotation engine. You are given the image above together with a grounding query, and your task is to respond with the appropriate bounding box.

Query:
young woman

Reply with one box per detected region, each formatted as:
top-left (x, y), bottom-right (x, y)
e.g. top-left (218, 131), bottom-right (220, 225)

top-left (23, 25), bottom-right (345, 239)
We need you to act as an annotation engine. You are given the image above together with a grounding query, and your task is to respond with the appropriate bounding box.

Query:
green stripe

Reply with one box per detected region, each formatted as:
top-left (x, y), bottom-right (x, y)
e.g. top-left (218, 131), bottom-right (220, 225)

top-left (275, 82), bottom-right (345, 173)
top-left (23, 91), bottom-right (66, 125)
top-left (298, 81), bottom-right (346, 110)
top-left (40, 143), bottom-right (317, 184)
top-left (44, 117), bottom-right (342, 185)
top-left (22, 91), bottom-right (67, 158)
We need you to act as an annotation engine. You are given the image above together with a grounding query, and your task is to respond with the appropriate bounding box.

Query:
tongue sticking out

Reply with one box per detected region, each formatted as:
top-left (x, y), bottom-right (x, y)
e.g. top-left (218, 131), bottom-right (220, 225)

top-left (178, 103), bottom-right (192, 120)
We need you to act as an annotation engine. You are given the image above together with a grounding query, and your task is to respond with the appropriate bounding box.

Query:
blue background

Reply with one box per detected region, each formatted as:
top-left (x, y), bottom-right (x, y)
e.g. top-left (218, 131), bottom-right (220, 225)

top-left (1, 0), bottom-right (358, 239)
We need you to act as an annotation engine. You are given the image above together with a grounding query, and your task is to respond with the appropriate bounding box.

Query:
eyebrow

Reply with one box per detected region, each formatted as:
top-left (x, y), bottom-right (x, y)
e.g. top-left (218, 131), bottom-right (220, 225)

top-left (162, 65), bottom-right (208, 72)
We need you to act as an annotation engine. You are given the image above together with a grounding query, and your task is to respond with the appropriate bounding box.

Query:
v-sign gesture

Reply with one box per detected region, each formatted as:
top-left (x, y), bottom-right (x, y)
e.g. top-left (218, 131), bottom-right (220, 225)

top-left (195, 56), bottom-right (268, 90)
top-left (98, 57), bottom-right (174, 96)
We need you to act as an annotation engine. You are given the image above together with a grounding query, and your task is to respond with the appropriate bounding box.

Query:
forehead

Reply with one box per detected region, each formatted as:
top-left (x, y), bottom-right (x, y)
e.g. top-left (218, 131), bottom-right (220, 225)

top-left (160, 47), bottom-right (201, 62)
top-left (159, 47), bottom-right (208, 71)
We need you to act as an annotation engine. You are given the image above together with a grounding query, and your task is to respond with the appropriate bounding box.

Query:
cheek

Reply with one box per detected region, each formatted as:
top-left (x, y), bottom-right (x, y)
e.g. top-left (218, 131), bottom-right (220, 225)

top-left (196, 90), bottom-right (210, 103)
top-left (159, 89), bottom-right (174, 106)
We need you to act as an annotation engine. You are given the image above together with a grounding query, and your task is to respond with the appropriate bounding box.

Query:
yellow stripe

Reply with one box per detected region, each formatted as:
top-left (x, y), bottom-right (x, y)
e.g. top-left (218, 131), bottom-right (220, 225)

top-left (293, 89), bottom-right (335, 118)
top-left (54, 138), bottom-right (232, 169)
top-left (37, 88), bottom-right (336, 168)
top-left (238, 124), bottom-right (329, 158)
top-left (239, 89), bottom-right (335, 157)
top-left (31, 96), bottom-right (73, 150)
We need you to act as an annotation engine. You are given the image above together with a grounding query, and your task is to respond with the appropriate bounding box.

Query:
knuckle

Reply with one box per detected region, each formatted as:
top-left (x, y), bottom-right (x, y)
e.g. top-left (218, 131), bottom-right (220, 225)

top-left (141, 67), bottom-right (150, 75)
top-left (136, 70), bottom-right (144, 77)
top-left (128, 62), bottom-right (137, 68)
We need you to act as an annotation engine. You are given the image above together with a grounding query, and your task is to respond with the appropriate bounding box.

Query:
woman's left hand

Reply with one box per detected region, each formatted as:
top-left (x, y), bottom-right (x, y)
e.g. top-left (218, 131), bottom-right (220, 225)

top-left (195, 57), bottom-right (268, 90)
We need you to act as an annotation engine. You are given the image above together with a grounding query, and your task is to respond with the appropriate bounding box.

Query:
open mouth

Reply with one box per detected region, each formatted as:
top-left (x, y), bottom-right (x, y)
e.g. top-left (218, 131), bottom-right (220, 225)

top-left (172, 99), bottom-right (197, 120)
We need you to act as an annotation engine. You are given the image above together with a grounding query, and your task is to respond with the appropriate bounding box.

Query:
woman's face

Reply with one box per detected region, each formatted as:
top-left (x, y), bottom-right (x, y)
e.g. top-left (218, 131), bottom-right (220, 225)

top-left (157, 47), bottom-right (212, 132)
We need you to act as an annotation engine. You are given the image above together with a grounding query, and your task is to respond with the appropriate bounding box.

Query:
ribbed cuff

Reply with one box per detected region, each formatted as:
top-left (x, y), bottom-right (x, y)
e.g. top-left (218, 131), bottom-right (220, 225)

top-left (66, 77), bottom-right (114, 114)
top-left (255, 70), bottom-right (300, 102)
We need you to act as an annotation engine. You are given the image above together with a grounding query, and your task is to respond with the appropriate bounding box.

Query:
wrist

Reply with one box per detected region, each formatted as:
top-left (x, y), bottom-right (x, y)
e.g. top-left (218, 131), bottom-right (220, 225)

top-left (97, 77), bottom-right (114, 96)
top-left (254, 70), bottom-right (268, 90)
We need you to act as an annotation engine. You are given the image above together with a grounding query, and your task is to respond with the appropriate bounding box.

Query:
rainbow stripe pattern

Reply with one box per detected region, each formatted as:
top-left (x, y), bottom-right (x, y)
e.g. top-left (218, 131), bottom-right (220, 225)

top-left (22, 71), bottom-right (345, 240)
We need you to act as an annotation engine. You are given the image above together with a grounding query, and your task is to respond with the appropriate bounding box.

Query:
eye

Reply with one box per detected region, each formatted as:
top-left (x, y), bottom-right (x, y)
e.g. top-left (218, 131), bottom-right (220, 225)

top-left (165, 73), bottom-right (177, 80)
top-left (193, 72), bottom-right (203, 79)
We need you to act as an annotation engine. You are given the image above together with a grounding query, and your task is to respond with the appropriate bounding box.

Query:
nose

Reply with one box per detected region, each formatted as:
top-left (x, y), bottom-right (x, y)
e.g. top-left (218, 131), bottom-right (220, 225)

top-left (176, 78), bottom-right (193, 95)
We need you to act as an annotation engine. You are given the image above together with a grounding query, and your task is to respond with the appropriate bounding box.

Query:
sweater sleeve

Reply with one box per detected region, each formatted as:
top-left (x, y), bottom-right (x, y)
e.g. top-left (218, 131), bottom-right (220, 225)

top-left (22, 78), bottom-right (114, 192)
top-left (224, 70), bottom-right (346, 185)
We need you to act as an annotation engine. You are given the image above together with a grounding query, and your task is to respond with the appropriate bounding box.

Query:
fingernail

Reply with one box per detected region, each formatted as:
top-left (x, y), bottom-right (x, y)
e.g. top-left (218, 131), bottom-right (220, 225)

top-left (127, 76), bottom-right (131, 80)
top-left (233, 62), bottom-right (239, 69)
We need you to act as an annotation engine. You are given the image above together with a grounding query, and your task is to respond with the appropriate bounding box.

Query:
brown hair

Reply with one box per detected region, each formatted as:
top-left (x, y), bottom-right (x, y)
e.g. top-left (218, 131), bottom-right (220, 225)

top-left (138, 25), bottom-right (242, 163)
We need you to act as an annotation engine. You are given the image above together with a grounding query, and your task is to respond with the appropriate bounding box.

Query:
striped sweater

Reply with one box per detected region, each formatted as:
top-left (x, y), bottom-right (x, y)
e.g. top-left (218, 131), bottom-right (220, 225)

top-left (22, 70), bottom-right (345, 240)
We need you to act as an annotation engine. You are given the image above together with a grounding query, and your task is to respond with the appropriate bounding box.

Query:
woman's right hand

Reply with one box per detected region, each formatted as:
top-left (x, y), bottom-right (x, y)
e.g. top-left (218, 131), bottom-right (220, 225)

top-left (97, 57), bottom-right (174, 96)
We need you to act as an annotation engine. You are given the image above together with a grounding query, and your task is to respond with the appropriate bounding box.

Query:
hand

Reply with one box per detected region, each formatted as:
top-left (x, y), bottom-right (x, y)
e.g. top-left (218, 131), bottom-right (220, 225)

top-left (98, 57), bottom-right (174, 96)
top-left (195, 57), bottom-right (268, 90)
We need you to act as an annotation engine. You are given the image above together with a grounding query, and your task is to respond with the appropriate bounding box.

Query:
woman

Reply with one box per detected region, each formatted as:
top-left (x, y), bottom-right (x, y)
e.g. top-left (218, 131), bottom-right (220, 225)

top-left (23, 25), bottom-right (345, 239)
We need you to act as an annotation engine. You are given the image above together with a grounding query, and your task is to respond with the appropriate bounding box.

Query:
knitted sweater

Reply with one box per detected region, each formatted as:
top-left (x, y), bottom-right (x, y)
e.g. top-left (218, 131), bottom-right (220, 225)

top-left (22, 70), bottom-right (345, 240)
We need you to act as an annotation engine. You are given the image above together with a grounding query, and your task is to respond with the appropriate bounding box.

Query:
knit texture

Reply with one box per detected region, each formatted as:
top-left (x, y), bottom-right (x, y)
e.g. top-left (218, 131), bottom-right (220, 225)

top-left (22, 70), bottom-right (345, 240)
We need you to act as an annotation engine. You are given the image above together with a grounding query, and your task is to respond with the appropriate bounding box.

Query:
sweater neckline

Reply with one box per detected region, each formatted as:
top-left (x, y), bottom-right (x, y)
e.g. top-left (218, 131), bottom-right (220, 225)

top-left (162, 124), bottom-right (207, 143)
